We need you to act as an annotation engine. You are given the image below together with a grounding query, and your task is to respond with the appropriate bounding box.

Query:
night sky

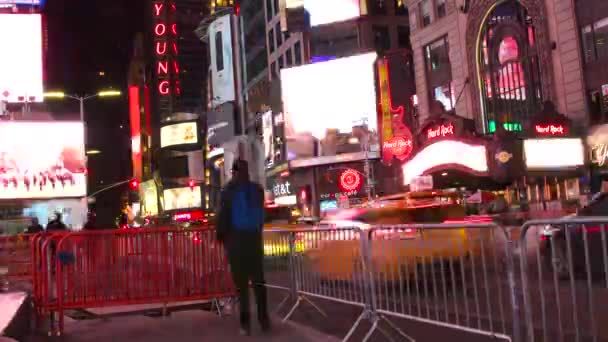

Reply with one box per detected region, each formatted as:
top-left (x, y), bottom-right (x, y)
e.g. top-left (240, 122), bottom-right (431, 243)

top-left (43, 0), bottom-right (146, 225)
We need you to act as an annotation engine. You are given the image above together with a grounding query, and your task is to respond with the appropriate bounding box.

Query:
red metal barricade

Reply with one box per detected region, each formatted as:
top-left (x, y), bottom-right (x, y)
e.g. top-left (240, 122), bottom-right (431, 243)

top-left (32, 227), bottom-right (235, 335)
top-left (0, 234), bottom-right (35, 288)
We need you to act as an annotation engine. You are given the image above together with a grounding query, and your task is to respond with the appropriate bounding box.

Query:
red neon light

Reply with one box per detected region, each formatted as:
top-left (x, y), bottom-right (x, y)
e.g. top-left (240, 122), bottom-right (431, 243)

top-left (427, 123), bottom-right (455, 140)
top-left (154, 3), bottom-right (164, 16)
top-left (279, 170), bottom-right (290, 177)
top-left (154, 23), bottom-right (166, 36)
top-left (172, 43), bottom-right (178, 54)
top-left (339, 169), bottom-right (362, 192)
top-left (173, 210), bottom-right (203, 222)
top-left (158, 81), bottom-right (170, 95)
top-left (383, 136), bottom-right (413, 157)
top-left (158, 61), bottom-right (168, 74)
top-left (535, 124), bottom-right (566, 135)
top-left (171, 23), bottom-right (177, 35)
top-left (156, 42), bottom-right (167, 55)
top-left (173, 61), bottom-right (179, 74)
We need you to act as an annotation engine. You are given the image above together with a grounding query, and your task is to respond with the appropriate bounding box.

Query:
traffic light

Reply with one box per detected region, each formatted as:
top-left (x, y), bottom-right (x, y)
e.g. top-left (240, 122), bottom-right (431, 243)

top-left (129, 179), bottom-right (139, 190)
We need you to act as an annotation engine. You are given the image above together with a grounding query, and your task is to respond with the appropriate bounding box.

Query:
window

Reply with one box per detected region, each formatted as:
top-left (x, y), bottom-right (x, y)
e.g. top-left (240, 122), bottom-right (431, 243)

top-left (425, 37), bottom-right (453, 112)
top-left (294, 41), bottom-right (302, 65)
top-left (395, 0), bottom-right (408, 16)
top-left (284, 30), bottom-right (291, 41)
top-left (373, 25), bottom-right (390, 52)
top-left (436, 0), bottom-right (447, 18)
top-left (398, 26), bottom-right (410, 49)
top-left (271, 61), bottom-right (277, 79)
top-left (431, 82), bottom-right (455, 111)
top-left (286, 48), bottom-right (293, 66)
top-left (369, 0), bottom-right (387, 15)
top-left (420, 0), bottom-right (432, 27)
top-left (268, 28), bottom-right (275, 53)
top-left (581, 17), bottom-right (608, 63)
top-left (214, 32), bottom-right (224, 71)
top-left (265, 0), bottom-right (272, 22)
top-left (273, 0), bottom-right (279, 16)
top-left (424, 36), bottom-right (449, 72)
top-left (275, 23), bottom-right (283, 46)
top-left (278, 54), bottom-right (284, 70)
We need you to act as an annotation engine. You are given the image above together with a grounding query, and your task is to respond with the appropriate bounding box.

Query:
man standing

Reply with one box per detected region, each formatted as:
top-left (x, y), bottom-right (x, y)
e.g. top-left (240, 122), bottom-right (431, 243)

top-left (25, 217), bottom-right (44, 234)
top-left (217, 159), bottom-right (270, 336)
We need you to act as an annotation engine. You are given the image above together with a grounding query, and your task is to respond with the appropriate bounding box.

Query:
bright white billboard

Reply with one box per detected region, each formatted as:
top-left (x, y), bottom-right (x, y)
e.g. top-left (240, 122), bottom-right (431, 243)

top-left (209, 15), bottom-right (235, 107)
top-left (282, 52), bottom-right (378, 164)
top-left (163, 186), bottom-right (202, 211)
top-left (524, 138), bottom-right (584, 169)
top-left (0, 14), bottom-right (43, 103)
top-left (305, 0), bottom-right (360, 26)
top-left (161, 122), bottom-right (198, 148)
top-left (0, 122), bottom-right (86, 199)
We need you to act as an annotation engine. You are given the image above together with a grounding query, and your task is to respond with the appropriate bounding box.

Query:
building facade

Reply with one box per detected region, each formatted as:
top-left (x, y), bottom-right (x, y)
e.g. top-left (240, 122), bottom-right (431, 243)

top-left (406, 0), bottom-right (587, 130)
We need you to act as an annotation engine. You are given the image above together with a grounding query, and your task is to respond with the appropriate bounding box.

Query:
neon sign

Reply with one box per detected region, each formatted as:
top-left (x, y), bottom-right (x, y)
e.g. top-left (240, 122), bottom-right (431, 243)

top-left (535, 124), bottom-right (566, 135)
top-left (153, 1), bottom-right (180, 98)
top-left (383, 136), bottom-right (413, 159)
top-left (427, 123), bottom-right (454, 140)
top-left (339, 169), bottom-right (362, 192)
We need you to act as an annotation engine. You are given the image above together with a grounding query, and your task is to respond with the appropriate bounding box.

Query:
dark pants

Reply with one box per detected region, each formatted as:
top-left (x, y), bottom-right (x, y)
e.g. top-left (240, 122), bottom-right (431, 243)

top-left (227, 232), bottom-right (269, 328)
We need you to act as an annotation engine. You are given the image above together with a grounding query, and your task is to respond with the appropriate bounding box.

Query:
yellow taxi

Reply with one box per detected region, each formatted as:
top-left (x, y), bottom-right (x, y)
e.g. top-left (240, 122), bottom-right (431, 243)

top-left (306, 191), bottom-right (493, 280)
top-left (262, 206), bottom-right (317, 256)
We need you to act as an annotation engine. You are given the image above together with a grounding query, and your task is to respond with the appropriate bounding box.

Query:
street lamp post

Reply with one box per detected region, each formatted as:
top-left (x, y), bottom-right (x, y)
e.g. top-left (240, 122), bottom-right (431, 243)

top-left (43, 90), bottom-right (122, 193)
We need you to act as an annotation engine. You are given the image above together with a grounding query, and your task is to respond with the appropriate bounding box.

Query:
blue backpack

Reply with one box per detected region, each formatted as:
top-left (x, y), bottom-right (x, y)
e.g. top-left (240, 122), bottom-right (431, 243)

top-left (231, 183), bottom-right (264, 232)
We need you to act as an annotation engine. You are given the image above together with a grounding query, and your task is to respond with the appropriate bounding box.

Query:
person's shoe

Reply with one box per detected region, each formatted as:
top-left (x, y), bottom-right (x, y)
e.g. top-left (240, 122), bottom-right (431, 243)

top-left (239, 326), bottom-right (251, 336)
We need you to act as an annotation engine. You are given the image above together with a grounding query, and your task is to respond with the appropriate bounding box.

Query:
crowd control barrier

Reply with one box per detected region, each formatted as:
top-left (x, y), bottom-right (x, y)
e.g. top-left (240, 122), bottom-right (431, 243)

top-left (0, 234), bottom-right (35, 289)
top-left (31, 227), bottom-right (235, 335)
top-left (263, 218), bottom-right (608, 342)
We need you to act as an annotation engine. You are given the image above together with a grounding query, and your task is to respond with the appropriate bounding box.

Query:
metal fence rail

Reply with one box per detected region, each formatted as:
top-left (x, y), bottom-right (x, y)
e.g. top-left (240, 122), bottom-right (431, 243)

top-left (31, 228), bottom-right (236, 336)
top-left (518, 218), bottom-right (608, 342)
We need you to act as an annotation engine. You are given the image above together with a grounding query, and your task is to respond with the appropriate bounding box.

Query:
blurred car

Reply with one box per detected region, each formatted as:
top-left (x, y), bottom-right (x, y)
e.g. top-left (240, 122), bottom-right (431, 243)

top-left (540, 193), bottom-right (608, 279)
top-left (307, 191), bottom-right (494, 281)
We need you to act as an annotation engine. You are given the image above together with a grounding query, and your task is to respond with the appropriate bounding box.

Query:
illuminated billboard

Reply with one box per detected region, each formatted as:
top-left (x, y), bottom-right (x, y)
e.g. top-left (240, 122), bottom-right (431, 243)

top-left (139, 180), bottom-right (158, 216)
top-left (163, 186), bottom-right (201, 211)
top-left (0, 14), bottom-right (43, 103)
top-left (524, 138), bottom-right (584, 169)
top-left (0, 122), bottom-right (86, 199)
top-left (282, 52), bottom-right (378, 165)
top-left (305, 0), bottom-right (360, 26)
top-left (160, 122), bottom-right (199, 148)
top-left (208, 15), bottom-right (235, 107)
top-left (0, 1), bottom-right (42, 5)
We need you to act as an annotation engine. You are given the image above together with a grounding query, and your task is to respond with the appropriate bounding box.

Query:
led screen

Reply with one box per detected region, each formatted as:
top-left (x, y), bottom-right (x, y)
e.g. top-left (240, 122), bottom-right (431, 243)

top-left (0, 122), bottom-right (86, 199)
top-left (282, 52), bottom-right (378, 164)
top-left (160, 122), bottom-right (198, 148)
top-left (0, 14), bottom-right (43, 103)
top-left (163, 186), bottom-right (202, 211)
top-left (304, 0), bottom-right (360, 26)
top-left (0, 1), bottom-right (41, 4)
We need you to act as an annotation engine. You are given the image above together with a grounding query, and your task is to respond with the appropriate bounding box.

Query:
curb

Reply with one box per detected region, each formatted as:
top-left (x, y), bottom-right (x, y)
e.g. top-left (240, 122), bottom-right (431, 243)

top-left (282, 318), bottom-right (341, 342)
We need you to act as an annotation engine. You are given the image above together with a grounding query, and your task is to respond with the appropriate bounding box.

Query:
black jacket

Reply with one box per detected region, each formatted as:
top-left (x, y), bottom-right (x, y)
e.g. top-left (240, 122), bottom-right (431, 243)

top-left (216, 179), bottom-right (264, 243)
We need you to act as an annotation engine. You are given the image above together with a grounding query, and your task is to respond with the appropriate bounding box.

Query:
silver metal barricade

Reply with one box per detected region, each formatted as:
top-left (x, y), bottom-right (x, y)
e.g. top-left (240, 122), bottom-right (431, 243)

top-left (518, 217), bottom-right (608, 342)
top-left (363, 223), bottom-right (515, 342)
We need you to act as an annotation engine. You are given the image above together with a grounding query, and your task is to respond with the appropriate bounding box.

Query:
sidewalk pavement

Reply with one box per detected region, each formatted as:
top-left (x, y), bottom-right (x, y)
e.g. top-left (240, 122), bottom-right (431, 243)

top-left (29, 310), bottom-right (340, 342)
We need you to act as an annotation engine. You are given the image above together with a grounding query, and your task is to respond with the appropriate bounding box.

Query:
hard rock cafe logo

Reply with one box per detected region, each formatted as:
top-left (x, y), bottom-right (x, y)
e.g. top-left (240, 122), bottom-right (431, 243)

top-left (383, 136), bottom-right (413, 157)
top-left (427, 123), bottom-right (455, 140)
top-left (495, 151), bottom-right (513, 164)
top-left (592, 144), bottom-right (608, 167)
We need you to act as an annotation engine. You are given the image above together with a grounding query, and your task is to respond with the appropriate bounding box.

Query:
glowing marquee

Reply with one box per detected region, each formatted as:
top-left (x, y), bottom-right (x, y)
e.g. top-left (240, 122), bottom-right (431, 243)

top-left (402, 140), bottom-right (488, 185)
top-left (153, 2), bottom-right (180, 97)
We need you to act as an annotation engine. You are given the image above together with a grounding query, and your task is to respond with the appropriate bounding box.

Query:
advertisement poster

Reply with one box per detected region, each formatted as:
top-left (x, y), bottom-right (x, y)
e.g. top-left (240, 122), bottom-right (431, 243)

top-left (282, 53), bottom-right (378, 165)
top-left (0, 14), bottom-right (43, 103)
top-left (160, 122), bottom-right (198, 148)
top-left (0, 122), bottom-right (86, 199)
top-left (209, 15), bottom-right (235, 107)
top-left (163, 186), bottom-right (202, 211)
top-left (139, 180), bottom-right (159, 216)
top-left (304, 0), bottom-right (360, 26)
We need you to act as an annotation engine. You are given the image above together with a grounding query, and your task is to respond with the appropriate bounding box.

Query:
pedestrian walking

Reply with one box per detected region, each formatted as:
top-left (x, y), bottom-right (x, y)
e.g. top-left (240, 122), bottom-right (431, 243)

top-left (46, 213), bottom-right (67, 231)
top-left (217, 159), bottom-right (270, 336)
